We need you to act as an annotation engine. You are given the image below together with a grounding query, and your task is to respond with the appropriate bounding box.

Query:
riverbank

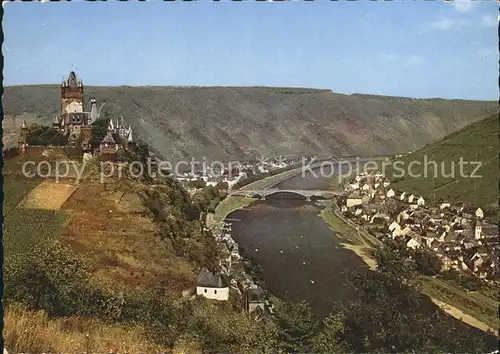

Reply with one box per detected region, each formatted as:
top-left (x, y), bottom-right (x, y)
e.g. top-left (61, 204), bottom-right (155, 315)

top-left (319, 207), bottom-right (499, 336)
top-left (319, 208), bottom-right (377, 271)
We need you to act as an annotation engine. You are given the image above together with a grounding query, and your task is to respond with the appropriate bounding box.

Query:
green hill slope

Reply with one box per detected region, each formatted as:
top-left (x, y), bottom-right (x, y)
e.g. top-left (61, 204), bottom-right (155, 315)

top-left (386, 114), bottom-right (498, 214)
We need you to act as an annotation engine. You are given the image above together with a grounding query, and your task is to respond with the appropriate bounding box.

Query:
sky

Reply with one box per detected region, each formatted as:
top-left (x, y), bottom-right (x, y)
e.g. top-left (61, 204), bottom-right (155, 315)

top-left (3, 1), bottom-right (498, 100)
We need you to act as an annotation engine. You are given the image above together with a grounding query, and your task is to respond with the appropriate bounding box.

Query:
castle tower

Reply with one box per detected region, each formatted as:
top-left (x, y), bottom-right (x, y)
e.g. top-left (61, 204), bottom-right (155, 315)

top-left (61, 71), bottom-right (84, 114)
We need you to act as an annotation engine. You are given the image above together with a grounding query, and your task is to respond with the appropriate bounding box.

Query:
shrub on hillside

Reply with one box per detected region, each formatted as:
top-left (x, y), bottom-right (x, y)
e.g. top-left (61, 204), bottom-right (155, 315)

top-left (25, 124), bottom-right (67, 146)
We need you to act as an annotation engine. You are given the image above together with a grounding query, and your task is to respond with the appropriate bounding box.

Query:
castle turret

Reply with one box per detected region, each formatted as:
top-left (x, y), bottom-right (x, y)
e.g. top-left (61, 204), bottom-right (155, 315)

top-left (108, 118), bottom-right (114, 131)
top-left (89, 98), bottom-right (98, 124)
top-left (18, 120), bottom-right (28, 153)
top-left (127, 128), bottom-right (134, 143)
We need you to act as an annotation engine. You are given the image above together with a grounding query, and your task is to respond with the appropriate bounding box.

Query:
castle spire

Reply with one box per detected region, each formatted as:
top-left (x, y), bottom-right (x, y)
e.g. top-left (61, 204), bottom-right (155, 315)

top-left (68, 71), bottom-right (78, 88)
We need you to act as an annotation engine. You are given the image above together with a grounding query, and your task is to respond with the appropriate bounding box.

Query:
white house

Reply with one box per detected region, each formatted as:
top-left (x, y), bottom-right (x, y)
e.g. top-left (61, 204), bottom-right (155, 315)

top-left (396, 211), bottom-right (410, 223)
top-left (400, 226), bottom-right (412, 236)
top-left (346, 196), bottom-right (363, 208)
top-left (406, 237), bottom-right (421, 250)
top-left (388, 221), bottom-right (401, 233)
top-left (196, 269), bottom-right (230, 301)
top-left (475, 207), bottom-right (484, 219)
top-left (417, 196), bottom-right (425, 206)
top-left (386, 188), bottom-right (395, 198)
top-left (440, 202), bottom-right (451, 209)
top-left (383, 180), bottom-right (391, 187)
top-left (361, 183), bottom-right (370, 191)
top-left (349, 182), bottom-right (360, 190)
top-left (400, 192), bottom-right (406, 201)
top-left (408, 194), bottom-right (416, 204)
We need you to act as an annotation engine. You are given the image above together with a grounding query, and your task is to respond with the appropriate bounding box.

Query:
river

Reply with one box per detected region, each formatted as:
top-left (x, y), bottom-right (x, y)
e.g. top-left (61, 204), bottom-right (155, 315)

top-left (227, 163), bottom-right (498, 347)
top-left (230, 163), bottom-right (366, 316)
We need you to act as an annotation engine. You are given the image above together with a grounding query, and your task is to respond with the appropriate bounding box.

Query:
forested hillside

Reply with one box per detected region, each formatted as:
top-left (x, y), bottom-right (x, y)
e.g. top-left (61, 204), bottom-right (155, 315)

top-left (4, 85), bottom-right (497, 160)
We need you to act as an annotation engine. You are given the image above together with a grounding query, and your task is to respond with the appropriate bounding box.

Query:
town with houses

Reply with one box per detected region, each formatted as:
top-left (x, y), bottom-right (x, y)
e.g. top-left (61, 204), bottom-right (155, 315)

top-left (339, 171), bottom-right (499, 282)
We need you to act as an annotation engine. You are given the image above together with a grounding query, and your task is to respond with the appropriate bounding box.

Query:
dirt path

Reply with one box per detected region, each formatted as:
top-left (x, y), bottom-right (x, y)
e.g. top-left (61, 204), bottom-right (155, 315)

top-left (430, 298), bottom-right (499, 336)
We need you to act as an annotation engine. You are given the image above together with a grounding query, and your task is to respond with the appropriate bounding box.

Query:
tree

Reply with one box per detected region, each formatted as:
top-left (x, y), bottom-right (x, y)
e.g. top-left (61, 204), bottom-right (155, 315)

top-left (412, 248), bottom-right (442, 276)
top-left (370, 238), bottom-right (418, 288)
top-left (89, 117), bottom-right (110, 149)
top-left (272, 297), bottom-right (319, 352)
top-left (312, 313), bottom-right (351, 353)
top-left (25, 124), bottom-right (67, 146)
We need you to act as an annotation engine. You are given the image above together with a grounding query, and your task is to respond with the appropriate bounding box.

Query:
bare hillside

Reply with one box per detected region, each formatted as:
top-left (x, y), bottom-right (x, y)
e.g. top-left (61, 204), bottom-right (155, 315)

top-left (4, 85), bottom-right (497, 160)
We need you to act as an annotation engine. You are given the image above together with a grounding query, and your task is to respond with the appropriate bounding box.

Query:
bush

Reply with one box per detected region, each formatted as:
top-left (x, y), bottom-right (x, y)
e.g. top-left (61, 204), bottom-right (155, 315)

top-left (413, 248), bottom-right (442, 276)
top-left (25, 124), bottom-right (67, 146)
top-left (89, 117), bottom-right (110, 149)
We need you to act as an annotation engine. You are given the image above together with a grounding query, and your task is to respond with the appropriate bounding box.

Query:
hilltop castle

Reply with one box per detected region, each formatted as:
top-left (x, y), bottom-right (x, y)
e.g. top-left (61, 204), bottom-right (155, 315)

top-left (52, 71), bottom-right (103, 151)
top-left (19, 71), bottom-right (135, 159)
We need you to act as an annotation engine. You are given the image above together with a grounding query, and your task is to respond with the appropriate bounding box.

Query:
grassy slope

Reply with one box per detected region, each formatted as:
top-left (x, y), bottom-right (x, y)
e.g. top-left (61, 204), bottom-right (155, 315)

top-left (386, 114), bottom-right (499, 209)
top-left (2, 175), bottom-right (193, 351)
top-left (4, 85), bottom-right (497, 160)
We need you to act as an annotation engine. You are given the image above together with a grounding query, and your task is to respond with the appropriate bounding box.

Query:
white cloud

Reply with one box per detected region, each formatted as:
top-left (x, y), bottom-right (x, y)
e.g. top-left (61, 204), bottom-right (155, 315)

top-left (478, 48), bottom-right (498, 58)
top-left (451, 1), bottom-right (475, 13)
top-left (480, 14), bottom-right (498, 27)
top-left (428, 17), bottom-right (457, 30)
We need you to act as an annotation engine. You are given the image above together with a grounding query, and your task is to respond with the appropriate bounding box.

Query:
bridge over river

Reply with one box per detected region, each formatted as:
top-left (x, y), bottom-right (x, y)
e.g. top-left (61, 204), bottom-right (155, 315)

top-left (228, 188), bottom-right (341, 201)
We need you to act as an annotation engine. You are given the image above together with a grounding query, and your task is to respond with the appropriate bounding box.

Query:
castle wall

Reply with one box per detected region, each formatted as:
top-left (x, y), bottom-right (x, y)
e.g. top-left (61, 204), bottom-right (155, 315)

top-left (65, 101), bottom-right (84, 113)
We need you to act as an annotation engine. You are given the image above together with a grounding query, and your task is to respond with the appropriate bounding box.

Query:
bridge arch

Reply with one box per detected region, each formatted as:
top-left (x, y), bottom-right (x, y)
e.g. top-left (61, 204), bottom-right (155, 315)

top-left (264, 190), bottom-right (308, 200)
